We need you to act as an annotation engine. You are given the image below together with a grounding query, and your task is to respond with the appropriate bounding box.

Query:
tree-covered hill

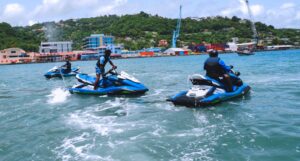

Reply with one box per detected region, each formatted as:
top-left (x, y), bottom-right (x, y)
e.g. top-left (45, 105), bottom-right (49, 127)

top-left (1, 12), bottom-right (300, 52)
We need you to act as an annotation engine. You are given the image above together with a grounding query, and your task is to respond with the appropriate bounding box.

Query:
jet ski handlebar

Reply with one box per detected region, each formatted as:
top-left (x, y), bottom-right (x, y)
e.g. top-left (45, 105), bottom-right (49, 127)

top-left (229, 66), bottom-right (241, 76)
top-left (104, 67), bottom-right (118, 76)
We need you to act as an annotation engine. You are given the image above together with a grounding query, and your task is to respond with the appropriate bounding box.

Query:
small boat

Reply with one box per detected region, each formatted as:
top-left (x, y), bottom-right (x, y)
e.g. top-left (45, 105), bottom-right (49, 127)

top-left (167, 70), bottom-right (250, 107)
top-left (69, 69), bottom-right (148, 95)
top-left (237, 49), bottom-right (255, 56)
top-left (44, 66), bottom-right (80, 79)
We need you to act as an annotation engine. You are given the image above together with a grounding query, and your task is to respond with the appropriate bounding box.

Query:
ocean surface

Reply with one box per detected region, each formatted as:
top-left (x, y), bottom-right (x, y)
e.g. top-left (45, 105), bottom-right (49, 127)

top-left (0, 50), bottom-right (300, 161)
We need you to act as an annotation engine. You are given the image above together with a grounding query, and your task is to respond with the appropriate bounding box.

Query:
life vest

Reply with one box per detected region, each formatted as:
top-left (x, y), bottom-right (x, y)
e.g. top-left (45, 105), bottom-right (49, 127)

top-left (96, 56), bottom-right (110, 68)
top-left (66, 61), bottom-right (71, 70)
top-left (204, 57), bottom-right (226, 78)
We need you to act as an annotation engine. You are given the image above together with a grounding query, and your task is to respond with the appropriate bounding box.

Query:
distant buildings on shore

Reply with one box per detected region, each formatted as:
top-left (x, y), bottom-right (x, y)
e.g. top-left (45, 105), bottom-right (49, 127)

top-left (83, 34), bottom-right (114, 50)
top-left (0, 48), bottom-right (33, 64)
top-left (39, 41), bottom-right (73, 53)
top-left (0, 33), bottom-right (298, 65)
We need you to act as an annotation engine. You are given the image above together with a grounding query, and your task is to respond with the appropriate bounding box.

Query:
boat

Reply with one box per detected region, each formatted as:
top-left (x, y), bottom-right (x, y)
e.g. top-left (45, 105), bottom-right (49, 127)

top-left (44, 66), bottom-right (80, 79)
top-left (167, 69), bottom-right (250, 107)
top-left (237, 0), bottom-right (258, 56)
top-left (237, 48), bottom-right (255, 56)
top-left (69, 69), bottom-right (148, 95)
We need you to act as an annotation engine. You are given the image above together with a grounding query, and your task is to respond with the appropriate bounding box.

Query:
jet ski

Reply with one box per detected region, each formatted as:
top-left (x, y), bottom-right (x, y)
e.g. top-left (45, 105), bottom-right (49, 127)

top-left (44, 66), bottom-right (80, 79)
top-left (167, 69), bottom-right (250, 107)
top-left (69, 69), bottom-right (148, 95)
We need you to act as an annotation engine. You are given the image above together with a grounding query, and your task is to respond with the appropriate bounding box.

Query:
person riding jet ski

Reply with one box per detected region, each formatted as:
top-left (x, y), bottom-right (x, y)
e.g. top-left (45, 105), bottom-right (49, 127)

top-left (94, 49), bottom-right (117, 90)
top-left (61, 56), bottom-right (72, 74)
top-left (204, 50), bottom-right (233, 92)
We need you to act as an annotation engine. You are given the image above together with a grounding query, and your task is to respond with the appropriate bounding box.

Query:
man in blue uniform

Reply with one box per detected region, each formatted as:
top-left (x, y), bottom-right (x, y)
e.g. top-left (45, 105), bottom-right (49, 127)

top-left (94, 49), bottom-right (117, 90)
top-left (61, 56), bottom-right (71, 74)
top-left (204, 50), bottom-right (233, 92)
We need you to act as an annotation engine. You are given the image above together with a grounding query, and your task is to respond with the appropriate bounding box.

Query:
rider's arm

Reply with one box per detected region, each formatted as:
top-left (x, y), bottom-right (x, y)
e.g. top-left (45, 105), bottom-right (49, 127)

top-left (61, 62), bottom-right (67, 68)
top-left (218, 60), bottom-right (231, 72)
top-left (203, 61), bottom-right (207, 70)
top-left (109, 59), bottom-right (116, 69)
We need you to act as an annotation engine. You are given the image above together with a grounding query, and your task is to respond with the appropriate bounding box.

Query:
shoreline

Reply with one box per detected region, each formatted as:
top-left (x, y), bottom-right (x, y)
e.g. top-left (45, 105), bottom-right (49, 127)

top-left (1, 48), bottom-right (299, 66)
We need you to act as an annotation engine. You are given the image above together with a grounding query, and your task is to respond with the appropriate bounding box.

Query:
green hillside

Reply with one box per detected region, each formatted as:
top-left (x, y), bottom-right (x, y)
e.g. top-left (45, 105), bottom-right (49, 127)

top-left (1, 12), bottom-right (300, 52)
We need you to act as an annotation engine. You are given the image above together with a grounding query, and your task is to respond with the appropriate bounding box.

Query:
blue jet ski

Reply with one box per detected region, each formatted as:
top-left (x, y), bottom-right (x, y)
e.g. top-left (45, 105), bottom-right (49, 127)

top-left (69, 69), bottom-right (148, 95)
top-left (44, 66), bottom-right (80, 79)
top-left (167, 70), bottom-right (250, 107)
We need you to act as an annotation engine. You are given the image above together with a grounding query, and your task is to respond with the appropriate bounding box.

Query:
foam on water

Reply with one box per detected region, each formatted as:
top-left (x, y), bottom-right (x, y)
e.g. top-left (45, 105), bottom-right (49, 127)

top-left (54, 132), bottom-right (115, 161)
top-left (0, 83), bottom-right (7, 87)
top-left (65, 98), bottom-right (140, 136)
top-left (47, 88), bottom-right (70, 104)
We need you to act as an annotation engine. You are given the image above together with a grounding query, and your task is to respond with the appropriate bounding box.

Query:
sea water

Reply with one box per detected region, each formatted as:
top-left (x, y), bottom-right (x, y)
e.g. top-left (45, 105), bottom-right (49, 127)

top-left (0, 50), bottom-right (300, 161)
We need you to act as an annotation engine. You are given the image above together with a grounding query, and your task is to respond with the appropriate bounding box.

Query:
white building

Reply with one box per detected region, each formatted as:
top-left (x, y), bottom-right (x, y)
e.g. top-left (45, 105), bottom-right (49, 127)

top-left (163, 48), bottom-right (185, 55)
top-left (39, 41), bottom-right (73, 53)
top-left (226, 42), bottom-right (238, 52)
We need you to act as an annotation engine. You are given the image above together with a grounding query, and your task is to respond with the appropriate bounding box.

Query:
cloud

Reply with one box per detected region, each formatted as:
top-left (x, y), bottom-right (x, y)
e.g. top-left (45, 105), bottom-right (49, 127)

top-left (94, 0), bottom-right (128, 15)
top-left (296, 12), bottom-right (300, 20)
top-left (3, 3), bottom-right (25, 17)
top-left (263, 2), bottom-right (300, 28)
top-left (280, 3), bottom-right (295, 9)
top-left (0, 3), bottom-right (26, 25)
top-left (28, 20), bottom-right (37, 26)
top-left (249, 5), bottom-right (264, 16)
top-left (0, 0), bottom-right (299, 28)
top-left (220, 0), bottom-right (264, 17)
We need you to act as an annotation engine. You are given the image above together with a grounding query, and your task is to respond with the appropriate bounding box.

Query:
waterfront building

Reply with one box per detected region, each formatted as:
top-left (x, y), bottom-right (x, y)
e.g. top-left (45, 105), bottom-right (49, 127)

top-left (83, 34), bottom-right (114, 50)
top-left (121, 50), bottom-right (139, 58)
top-left (163, 48), bottom-right (188, 56)
top-left (0, 48), bottom-right (34, 64)
top-left (39, 41), bottom-right (73, 53)
top-left (33, 52), bottom-right (77, 63)
top-left (83, 34), bottom-right (122, 58)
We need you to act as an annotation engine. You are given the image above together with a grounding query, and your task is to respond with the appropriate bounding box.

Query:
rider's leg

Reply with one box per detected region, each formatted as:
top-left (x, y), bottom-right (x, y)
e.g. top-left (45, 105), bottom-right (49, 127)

top-left (223, 74), bottom-right (233, 92)
top-left (94, 74), bottom-right (101, 90)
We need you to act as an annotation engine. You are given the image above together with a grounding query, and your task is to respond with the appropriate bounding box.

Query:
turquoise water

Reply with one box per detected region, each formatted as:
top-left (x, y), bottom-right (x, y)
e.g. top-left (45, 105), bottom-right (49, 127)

top-left (0, 50), bottom-right (300, 161)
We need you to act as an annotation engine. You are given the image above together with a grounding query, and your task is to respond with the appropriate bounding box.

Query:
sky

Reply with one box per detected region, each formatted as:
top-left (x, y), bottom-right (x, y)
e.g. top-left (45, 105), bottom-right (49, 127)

top-left (0, 0), bottom-right (300, 28)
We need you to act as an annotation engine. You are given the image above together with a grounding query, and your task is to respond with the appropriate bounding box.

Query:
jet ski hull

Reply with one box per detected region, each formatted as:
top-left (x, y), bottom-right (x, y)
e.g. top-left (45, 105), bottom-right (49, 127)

top-left (44, 67), bottom-right (79, 79)
top-left (69, 84), bottom-right (148, 95)
top-left (168, 84), bottom-right (251, 107)
top-left (70, 73), bottom-right (148, 95)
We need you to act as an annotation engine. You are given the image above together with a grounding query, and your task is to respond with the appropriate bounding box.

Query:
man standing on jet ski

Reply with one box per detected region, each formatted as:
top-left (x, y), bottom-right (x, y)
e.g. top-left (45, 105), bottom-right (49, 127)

top-left (61, 56), bottom-right (72, 74)
top-left (204, 50), bottom-right (233, 92)
top-left (94, 49), bottom-right (117, 90)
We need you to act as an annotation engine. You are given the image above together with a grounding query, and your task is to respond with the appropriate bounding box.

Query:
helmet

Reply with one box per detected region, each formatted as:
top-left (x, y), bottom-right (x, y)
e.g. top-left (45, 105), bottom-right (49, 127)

top-left (208, 50), bottom-right (218, 57)
top-left (65, 55), bottom-right (71, 60)
top-left (104, 49), bottom-right (112, 56)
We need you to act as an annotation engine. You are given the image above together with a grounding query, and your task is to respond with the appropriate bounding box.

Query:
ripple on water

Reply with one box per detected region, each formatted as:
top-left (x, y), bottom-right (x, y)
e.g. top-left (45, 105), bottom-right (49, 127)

top-left (54, 132), bottom-right (115, 161)
top-left (65, 98), bottom-right (142, 136)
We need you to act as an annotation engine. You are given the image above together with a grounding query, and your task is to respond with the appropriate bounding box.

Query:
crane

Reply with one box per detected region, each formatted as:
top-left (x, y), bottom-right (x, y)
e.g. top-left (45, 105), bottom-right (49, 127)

top-left (172, 5), bottom-right (182, 48)
top-left (245, 0), bottom-right (258, 45)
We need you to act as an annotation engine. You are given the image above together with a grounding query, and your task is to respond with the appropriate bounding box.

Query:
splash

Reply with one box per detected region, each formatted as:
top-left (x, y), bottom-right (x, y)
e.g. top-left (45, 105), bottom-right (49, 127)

top-left (47, 88), bottom-right (70, 104)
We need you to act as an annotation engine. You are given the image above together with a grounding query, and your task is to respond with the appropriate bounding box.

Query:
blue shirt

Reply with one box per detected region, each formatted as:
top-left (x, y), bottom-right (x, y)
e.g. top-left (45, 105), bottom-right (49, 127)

top-left (99, 56), bottom-right (110, 65)
top-left (218, 59), bottom-right (231, 72)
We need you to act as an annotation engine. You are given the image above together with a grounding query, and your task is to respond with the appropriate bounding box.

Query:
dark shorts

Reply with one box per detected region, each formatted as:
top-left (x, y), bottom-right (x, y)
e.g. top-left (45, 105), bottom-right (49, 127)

top-left (96, 67), bottom-right (104, 75)
top-left (61, 69), bottom-right (71, 74)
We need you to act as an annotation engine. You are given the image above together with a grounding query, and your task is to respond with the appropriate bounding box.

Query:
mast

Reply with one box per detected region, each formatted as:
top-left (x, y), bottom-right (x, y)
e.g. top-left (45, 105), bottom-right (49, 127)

top-left (172, 5), bottom-right (182, 48)
top-left (245, 0), bottom-right (258, 45)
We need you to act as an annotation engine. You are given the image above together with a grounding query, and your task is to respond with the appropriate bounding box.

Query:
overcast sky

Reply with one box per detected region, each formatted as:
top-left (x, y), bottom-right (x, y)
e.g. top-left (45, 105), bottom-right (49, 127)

top-left (0, 0), bottom-right (300, 28)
